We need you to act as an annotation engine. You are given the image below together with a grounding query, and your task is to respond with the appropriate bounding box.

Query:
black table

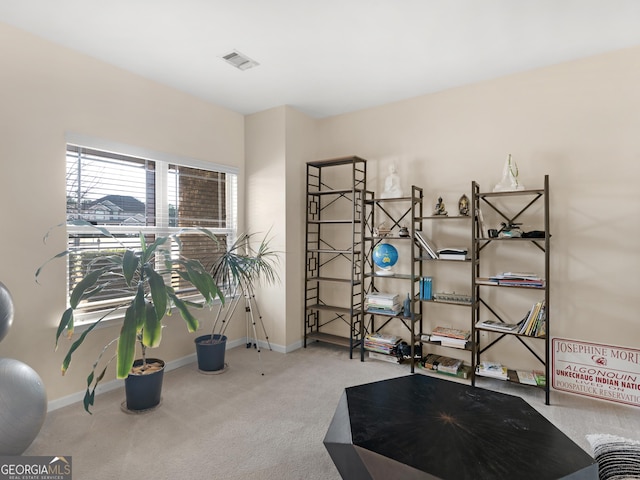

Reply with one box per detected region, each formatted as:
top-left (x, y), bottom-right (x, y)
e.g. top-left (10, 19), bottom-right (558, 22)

top-left (324, 375), bottom-right (597, 479)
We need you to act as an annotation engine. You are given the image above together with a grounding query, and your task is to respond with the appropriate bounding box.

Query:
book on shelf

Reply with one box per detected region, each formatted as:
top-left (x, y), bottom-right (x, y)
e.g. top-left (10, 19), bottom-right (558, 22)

top-left (437, 248), bottom-right (468, 261)
top-left (436, 337), bottom-right (468, 349)
top-left (365, 292), bottom-right (402, 315)
top-left (365, 332), bottom-right (401, 344)
top-left (515, 370), bottom-right (538, 386)
top-left (476, 361), bottom-right (508, 380)
top-left (368, 351), bottom-right (400, 364)
top-left (438, 253), bottom-right (468, 261)
top-left (420, 353), bottom-right (464, 375)
top-left (414, 231), bottom-right (438, 259)
top-left (364, 333), bottom-right (402, 355)
top-left (533, 370), bottom-right (546, 386)
top-left (488, 272), bottom-right (545, 288)
top-left (475, 320), bottom-right (521, 332)
top-left (419, 361), bottom-right (472, 379)
top-left (476, 208), bottom-right (487, 238)
top-left (365, 306), bottom-right (403, 315)
top-left (431, 326), bottom-right (471, 340)
top-left (365, 292), bottom-right (399, 304)
top-left (419, 277), bottom-right (433, 300)
top-left (517, 300), bottom-right (546, 337)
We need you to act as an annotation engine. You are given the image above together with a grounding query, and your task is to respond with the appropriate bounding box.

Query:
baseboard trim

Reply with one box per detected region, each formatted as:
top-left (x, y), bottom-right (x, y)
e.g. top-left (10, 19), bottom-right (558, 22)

top-left (46, 336), bottom-right (294, 412)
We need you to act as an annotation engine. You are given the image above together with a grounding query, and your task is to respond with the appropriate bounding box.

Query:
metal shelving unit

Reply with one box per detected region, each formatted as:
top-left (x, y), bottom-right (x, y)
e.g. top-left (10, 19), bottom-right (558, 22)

top-left (472, 175), bottom-right (551, 404)
top-left (363, 186), bottom-right (423, 372)
top-left (303, 156), bottom-right (368, 359)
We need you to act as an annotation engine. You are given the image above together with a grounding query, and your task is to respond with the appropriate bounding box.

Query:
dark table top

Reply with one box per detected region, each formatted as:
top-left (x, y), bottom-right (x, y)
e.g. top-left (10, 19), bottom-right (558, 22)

top-left (342, 375), bottom-right (596, 479)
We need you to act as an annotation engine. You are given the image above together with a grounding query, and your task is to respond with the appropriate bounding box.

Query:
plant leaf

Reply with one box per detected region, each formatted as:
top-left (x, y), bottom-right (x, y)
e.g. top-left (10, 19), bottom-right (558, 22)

top-left (141, 235), bottom-right (168, 264)
top-left (134, 283), bottom-right (146, 331)
top-left (122, 249), bottom-right (139, 286)
top-left (55, 308), bottom-right (74, 350)
top-left (35, 250), bottom-right (69, 284)
top-left (60, 319), bottom-right (102, 375)
top-left (142, 302), bottom-right (162, 348)
top-left (116, 304), bottom-right (138, 379)
top-left (69, 266), bottom-right (109, 309)
top-left (168, 291), bottom-right (199, 332)
top-left (146, 265), bottom-right (167, 321)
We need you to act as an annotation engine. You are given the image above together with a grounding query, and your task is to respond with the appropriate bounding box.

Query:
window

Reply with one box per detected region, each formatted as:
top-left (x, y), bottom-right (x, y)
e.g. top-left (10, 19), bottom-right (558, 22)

top-left (65, 140), bottom-right (237, 319)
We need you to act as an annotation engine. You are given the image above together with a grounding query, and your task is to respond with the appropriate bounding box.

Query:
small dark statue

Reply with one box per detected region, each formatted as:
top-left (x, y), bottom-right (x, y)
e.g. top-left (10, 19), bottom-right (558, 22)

top-left (434, 197), bottom-right (448, 216)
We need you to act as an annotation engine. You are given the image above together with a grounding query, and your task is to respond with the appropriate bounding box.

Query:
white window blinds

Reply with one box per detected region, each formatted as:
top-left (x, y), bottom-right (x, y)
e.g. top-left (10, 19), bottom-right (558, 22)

top-left (65, 143), bottom-right (237, 316)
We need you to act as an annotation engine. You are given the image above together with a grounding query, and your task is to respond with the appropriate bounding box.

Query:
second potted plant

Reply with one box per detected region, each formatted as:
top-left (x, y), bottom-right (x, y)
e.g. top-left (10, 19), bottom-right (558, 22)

top-left (194, 230), bottom-right (280, 373)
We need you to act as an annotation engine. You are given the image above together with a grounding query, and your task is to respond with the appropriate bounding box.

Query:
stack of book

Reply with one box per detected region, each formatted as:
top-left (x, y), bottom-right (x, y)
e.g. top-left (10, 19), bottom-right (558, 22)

top-left (486, 272), bottom-right (545, 288)
top-left (364, 333), bottom-right (402, 355)
top-left (437, 248), bottom-right (468, 261)
top-left (365, 292), bottom-right (402, 315)
top-left (420, 353), bottom-right (470, 378)
top-left (476, 361), bottom-right (508, 380)
top-left (428, 326), bottom-right (471, 349)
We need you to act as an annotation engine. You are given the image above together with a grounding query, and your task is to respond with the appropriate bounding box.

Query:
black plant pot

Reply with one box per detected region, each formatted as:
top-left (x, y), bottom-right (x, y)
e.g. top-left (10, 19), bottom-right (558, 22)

top-left (124, 358), bottom-right (165, 412)
top-left (195, 334), bottom-right (227, 372)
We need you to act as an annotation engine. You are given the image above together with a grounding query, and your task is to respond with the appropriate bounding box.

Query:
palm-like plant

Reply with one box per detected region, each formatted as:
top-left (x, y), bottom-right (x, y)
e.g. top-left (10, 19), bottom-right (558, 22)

top-left (198, 230), bottom-right (280, 342)
top-left (37, 221), bottom-right (223, 412)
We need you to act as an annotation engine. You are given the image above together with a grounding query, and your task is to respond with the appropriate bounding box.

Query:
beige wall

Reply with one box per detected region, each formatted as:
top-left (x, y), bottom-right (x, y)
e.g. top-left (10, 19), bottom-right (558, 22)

top-left (244, 106), bottom-right (316, 349)
top-left (245, 107), bottom-right (288, 346)
top-left (0, 23), bottom-right (245, 403)
top-left (313, 46), bottom-right (640, 366)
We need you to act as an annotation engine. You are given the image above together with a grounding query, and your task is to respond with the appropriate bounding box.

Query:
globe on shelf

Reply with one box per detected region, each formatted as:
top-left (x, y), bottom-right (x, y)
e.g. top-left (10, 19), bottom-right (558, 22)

top-left (372, 242), bottom-right (398, 276)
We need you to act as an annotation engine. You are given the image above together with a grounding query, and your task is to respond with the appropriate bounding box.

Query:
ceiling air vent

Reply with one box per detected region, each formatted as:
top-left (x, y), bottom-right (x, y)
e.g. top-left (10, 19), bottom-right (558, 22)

top-left (222, 50), bottom-right (259, 71)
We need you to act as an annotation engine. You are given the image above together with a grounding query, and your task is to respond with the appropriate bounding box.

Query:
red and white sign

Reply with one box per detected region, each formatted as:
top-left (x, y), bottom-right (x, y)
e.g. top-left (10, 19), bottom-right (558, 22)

top-left (552, 337), bottom-right (640, 408)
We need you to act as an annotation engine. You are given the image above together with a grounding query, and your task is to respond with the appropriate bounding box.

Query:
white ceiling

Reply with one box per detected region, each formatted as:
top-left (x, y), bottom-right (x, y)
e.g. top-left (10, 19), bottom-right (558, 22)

top-left (2, 0), bottom-right (640, 118)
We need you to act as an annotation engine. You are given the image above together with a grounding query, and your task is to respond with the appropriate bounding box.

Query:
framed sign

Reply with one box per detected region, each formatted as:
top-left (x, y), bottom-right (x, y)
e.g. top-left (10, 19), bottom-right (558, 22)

top-left (552, 338), bottom-right (640, 407)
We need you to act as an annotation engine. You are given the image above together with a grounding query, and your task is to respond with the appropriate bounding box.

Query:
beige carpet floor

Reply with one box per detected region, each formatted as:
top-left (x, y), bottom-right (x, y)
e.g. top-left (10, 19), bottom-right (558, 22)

top-left (25, 343), bottom-right (640, 479)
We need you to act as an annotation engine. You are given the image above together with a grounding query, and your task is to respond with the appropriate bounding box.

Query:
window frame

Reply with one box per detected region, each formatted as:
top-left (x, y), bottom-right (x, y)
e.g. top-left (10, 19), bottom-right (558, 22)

top-left (64, 133), bottom-right (238, 327)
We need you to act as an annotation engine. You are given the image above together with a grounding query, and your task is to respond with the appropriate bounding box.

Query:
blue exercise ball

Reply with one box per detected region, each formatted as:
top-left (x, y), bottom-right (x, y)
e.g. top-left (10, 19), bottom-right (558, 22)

top-left (0, 358), bottom-right (47, 455)
top-left (372, 243), bottom-right (398, 272)
top-left (0, 282), bottom-right (14, 343)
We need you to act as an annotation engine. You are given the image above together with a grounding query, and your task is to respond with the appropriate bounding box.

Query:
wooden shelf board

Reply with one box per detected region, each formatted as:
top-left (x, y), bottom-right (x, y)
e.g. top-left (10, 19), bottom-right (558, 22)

top-left (305, 331), bottom-right (358, 348)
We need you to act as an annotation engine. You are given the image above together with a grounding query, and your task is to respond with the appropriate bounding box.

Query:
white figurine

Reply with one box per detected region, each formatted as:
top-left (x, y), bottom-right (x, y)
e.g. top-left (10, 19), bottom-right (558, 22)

top-left (380, 163), bottom-right (403, 198)
top-left (493, 154), bottom-right (525, 192)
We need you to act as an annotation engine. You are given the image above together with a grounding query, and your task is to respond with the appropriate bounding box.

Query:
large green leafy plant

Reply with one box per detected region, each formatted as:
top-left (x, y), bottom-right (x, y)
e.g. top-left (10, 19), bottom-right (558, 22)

top-left (37, 221), bottom-right (223, 412)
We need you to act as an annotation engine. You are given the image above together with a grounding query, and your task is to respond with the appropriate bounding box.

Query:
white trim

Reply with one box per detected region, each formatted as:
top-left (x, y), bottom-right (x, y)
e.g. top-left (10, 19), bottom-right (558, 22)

top-left (47, 337), bottom-right (246, 412)
top-left (64, 132), bottom-right (239, 175)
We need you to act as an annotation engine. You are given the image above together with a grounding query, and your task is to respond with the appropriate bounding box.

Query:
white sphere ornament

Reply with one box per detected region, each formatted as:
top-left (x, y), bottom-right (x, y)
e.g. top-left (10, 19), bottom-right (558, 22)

top-left (0, 357), bottom-right (48, 455)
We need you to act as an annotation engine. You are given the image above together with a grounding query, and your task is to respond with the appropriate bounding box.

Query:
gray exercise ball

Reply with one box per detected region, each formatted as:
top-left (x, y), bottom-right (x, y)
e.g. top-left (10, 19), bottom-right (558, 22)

top-left (0, 281), bottom-right (14, 343)
top-left (0, 358), bottom-right (47, 455)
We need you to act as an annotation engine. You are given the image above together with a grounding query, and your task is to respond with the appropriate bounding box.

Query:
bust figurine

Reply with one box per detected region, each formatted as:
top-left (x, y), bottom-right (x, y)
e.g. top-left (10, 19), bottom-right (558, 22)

top-left (380, 163), bottom-right (402, 198)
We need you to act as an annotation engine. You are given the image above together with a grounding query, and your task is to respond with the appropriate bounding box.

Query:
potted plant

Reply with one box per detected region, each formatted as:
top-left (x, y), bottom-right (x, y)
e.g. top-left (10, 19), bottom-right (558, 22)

top-left (193, 230), bottom-right (280, 373)
top-left (37, 221), bottom-right (223, 413)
